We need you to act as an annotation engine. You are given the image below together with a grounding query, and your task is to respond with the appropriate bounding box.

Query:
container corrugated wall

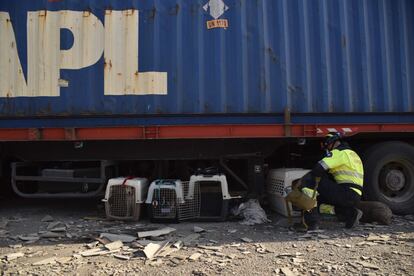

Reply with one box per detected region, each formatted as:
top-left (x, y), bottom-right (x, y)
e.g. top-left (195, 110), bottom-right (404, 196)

top-left (0, 0), bottom-right (413, 120)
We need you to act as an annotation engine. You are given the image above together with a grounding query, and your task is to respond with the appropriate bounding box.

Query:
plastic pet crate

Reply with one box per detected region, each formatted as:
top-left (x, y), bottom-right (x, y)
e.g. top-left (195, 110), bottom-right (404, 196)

top-left (102, 177), bottom-right (149, 221)
top-left (145, 179), bottom-right (185, 222)
top-left (188, 174), bottom-right (234, 221)
top-left (266, 168), bottom-right (310, 216)
top-left (178, 180), bottom-right (201, 221)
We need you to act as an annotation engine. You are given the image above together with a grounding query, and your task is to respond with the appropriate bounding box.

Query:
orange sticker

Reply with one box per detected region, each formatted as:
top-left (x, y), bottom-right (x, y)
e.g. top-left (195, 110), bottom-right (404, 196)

top-left (206, 19), bottom-right (228, 29)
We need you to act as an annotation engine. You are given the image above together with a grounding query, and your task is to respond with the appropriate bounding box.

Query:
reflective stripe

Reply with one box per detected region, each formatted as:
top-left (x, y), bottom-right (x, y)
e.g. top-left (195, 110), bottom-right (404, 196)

top-left (336, 181), bottom-right (363, 196)
top-left (331, 170), bottom-right (364, 179)
top-left (337, 180), bottom-right (363, 186)
top-left (350, 187), bottom-right (362, 196)
top-left (319, 160), bottom-right (329, 170)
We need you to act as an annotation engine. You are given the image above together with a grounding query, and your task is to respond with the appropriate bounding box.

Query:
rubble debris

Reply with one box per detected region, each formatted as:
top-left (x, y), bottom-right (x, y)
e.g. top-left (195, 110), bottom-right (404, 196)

top-left (86, 241), bottom-right (99, 249)
top-left (50, 227), bottom-right (66, 232)
top-left (41, 215), bottom-right (54, 222)
top-left (56, 257), bottom-right (72, 264)
top-left (197, 245), bottom-right (223, 251)
top-left (143, 240), bottom-right (170, 260)
top-left (4, 252), bottom-right (24, 261)
top-left (100, 233), bottom-right (136, 243)
top-left (79, 248), bottom-right (105, 257)
top-left (358, 261), bottom-right (380, 270)
top-left (241, 237), bottom-right (253, 243)
top-left (182, 233), bottom-right (200, 246)
top-left (104, 240), bottom-right (123, 251)
top-left (9, 244), bottom-right (22, 249)
top-left (114, 254), bottom-right (130, 260)
top-left (137, 227), bottom-right (176, 239)
top-left (194, 226), bottom-right (206, 233)
top-left (189, 253), bottom-right (202, 261)
top-left (0, 229), bottom-right (9, 238)
top-left (173, 241), bottom-right (183, 249)
top-left (79, 248), bottom-right (120, 257)
top-left (18, 235), bottom-right (39, 242)
top-left (280, 267), bottom-right (295, 276)
top-left (366, 234), bottom-right (390, 242)
top-left (0, 220), bottom-right (8, 228)
top-left (32, 257), bottom-right (56, 266)
top-left (47, 221), bottom-right (65, 230)
top-left (39, 232), bottom-right (64, 238)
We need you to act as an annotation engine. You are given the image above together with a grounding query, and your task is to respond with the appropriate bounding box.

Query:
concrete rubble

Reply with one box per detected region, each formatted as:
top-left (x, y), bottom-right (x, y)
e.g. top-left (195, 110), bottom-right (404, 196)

top-left (0, 204), bottom-right (413, 276)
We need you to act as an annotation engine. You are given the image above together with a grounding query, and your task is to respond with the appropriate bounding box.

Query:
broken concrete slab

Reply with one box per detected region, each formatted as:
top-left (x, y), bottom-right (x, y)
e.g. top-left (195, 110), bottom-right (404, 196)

top-left (100, 233), bottom-right (136, 243)
top-left (32, 257), bottom-right (56, 266)
top-left (358, 261), bottom-right (380, 270)
top-left (5, 252), bottom-right (24, 261)
top-left (194, 226), bottom-right (205, 233)
top-left (113, 254), bottom-right (130, 260)
top-left (39, 232), bottom-right (64, 238)
top-left (173, 240), bottom-right (183, 249)
top-left (79, 248), bottom-right (121, 257)
top-left (56, 257), bottom-right (72, 264)
top-left (47, 221), bottom-right (65, 230)
top-left (50, 227), bottom-right (66, 232)
top-left (86, 241), bottom-right (99, 249)
top-left (241, 237), bottom-right (253, 243)
top-left (137, 227), bottom-right (176, 239)
top-left (18, 235), bottom-right (39, 242)
top-left (189, 253), bottom-right (202, 261)
top-left (79, 248), bottom-right (103, 257)
top-left (197, 245), bottom-right (223, 251)
top-left (104, 240), bottom-right (123, 251)
top-left (280, 267), bottom-right (296, 276)
top-left (143, 240), bottom-right (170, 260)
top-left (41, 215), bottom-right (54, 222)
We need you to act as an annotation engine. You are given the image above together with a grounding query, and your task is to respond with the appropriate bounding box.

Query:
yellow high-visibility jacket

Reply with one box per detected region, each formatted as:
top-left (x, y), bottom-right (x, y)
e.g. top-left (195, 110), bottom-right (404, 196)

top-left (319, 146), bottom-right (364, 196)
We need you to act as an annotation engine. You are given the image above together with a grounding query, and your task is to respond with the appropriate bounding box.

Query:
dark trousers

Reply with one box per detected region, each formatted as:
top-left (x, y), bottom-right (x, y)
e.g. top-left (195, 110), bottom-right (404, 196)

top-left (304, 173), bottom-right (361, 226)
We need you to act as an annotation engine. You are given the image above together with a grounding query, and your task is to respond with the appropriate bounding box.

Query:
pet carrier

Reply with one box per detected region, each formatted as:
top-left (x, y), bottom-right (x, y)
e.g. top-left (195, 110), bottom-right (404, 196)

top-left (188, 174), bottom-right (234, 221)
top-left (266, 168), bottom-right (310, 216)
top-left (145, 179), bottom-right (185, 222)
top-left (102, 177), bottom-right (149, 221)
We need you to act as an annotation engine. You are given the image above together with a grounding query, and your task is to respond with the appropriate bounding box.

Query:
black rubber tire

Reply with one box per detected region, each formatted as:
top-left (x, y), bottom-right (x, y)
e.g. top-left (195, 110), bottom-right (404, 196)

top-left (362, 141), bottom-right (414, 215)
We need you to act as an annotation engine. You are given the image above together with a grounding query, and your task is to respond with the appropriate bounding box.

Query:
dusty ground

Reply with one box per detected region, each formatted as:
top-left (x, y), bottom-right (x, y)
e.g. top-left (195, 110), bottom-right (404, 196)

top-left (0, 198), bottom-right (413, 276)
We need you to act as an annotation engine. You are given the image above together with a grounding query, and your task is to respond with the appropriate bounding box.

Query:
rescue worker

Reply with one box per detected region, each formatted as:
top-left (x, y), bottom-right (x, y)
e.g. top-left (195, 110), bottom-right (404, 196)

top-left (299, 132), bottom-right (364, 229)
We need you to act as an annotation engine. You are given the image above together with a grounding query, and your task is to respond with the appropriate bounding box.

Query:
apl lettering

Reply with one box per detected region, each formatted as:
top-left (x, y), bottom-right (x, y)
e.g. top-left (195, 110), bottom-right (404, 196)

top-left (0, 10), bottom-right (167, 97)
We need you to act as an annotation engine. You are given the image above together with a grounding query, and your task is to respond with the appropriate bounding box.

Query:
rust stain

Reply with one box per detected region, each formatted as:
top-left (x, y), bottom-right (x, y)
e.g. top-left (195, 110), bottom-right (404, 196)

top-left (169, 4), bottom-right (180, 15)
top-left (267, 47), bottom-right (279, 63)
top-left (149, 7), bottom-right (156, 20)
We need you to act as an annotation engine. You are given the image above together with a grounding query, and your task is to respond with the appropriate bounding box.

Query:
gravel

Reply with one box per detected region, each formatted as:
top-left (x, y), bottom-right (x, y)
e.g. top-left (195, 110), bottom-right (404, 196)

top-left (0, 198), bottom-right (413, 276)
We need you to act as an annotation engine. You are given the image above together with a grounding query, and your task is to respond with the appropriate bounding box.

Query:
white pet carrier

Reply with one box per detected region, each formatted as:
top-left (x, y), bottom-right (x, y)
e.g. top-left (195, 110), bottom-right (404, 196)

top-left (266, 168), bottom-right (310, 216)
top-left (102, 177), bottom-right (149, 221)
top-left (188, 174), bottom-right (236, 221)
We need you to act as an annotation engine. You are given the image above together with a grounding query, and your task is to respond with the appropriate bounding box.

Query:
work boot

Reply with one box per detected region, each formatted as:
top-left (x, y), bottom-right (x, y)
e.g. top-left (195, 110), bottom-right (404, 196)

top-left (345, 208), bottom-right (363, 229)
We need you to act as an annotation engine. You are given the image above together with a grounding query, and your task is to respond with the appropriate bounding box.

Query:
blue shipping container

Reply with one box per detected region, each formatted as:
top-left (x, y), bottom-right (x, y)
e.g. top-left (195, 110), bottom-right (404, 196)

top-left (0, 0), bottom-right (413, 127)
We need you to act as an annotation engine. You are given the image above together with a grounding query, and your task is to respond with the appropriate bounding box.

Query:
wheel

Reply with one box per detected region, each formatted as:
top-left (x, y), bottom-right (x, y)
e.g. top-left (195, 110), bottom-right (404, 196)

top-left (363, 141), bottom-right (414, 215)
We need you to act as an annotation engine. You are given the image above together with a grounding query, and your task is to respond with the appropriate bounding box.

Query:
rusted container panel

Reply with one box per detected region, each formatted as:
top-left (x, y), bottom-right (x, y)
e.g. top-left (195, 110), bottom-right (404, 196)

top-left (0, 0), bottom-right (413, 126)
